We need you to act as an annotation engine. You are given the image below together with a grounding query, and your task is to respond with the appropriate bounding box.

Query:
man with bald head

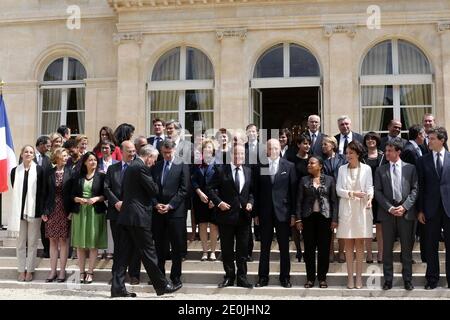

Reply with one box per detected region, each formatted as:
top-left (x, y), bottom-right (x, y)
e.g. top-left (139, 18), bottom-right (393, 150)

top-left (254, 139), bottom-right (297, 288)
top-left (380, 119), bottom-right (408, 152)
top-left (306, 115), bottom-right (325, 158)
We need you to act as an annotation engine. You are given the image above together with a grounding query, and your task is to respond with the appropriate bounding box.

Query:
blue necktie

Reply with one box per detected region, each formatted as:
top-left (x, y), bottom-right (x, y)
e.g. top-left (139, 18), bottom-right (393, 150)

top-left (162, 161), bottom-right (170, 185)
top-left (120, 163), bottom-right (128, 182)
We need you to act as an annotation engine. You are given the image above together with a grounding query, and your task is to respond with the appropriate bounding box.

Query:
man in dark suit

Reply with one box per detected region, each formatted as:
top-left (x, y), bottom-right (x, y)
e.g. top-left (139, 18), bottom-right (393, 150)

top-left (379, 120), bottom-right (408, 152)
top-left (334, 115), bottom-right (364, 155)
top-left (147, 118), bottom-right (166, 161)
top-left (151, 139), bottom-right (190, 288)
top-left (111, 145), bottom-right (181, 297)
top-left (305, 114), bottom-right (325, 158)
top-left (255, 139), bottom-right (297, 288)
top-left (104, 140), bottom-right (142, 285)
top-left (401, 125), bottom-right (426, 166)
top-left (422, 113), bottom-right (448, 153)
top-left (207, 144), bottom-right (254, 288)
top-left (374, 139), bottom-right (418, 290)
top-left (417, 127), bottom-right (450, 289)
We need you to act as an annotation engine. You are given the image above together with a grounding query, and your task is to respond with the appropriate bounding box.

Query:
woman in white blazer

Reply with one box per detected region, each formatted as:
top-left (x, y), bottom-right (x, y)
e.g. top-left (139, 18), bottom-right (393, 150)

top-left (336, 140), bottom-right (374, 289)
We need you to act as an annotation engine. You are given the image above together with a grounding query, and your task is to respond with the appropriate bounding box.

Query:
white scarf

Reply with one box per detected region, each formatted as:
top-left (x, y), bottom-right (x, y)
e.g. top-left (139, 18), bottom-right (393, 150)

top-left (9, 162), bottom-right (38, 236)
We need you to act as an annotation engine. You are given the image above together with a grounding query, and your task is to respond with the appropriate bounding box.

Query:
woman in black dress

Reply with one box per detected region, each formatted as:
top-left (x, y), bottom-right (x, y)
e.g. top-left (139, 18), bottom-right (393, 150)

top-left (362, 131), bottom-right (385, 264)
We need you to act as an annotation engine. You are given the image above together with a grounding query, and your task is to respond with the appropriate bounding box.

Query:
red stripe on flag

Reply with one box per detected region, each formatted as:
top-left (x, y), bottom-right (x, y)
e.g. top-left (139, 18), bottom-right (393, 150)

top-left (0, 158), bottom-right (8, 193)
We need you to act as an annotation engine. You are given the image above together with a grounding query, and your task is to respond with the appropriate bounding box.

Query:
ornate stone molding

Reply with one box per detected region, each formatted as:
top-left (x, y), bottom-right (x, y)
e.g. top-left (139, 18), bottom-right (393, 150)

top-left (113, 32), bottom-right (144, 45)
top-left (323, 24), bottom-right (356, 38)
top-left (437, 22), bottom-right (450, 33)
top-left (216, 28), bottom-right (247, 41)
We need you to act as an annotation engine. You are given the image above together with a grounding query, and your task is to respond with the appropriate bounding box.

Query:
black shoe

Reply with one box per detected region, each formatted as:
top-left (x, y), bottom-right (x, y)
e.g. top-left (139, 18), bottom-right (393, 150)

top-left (296, 252), bottom-right (302, 262)
top-left (255, 278), bottom-right (268, 288)
top-left (111, 291), bottom-right (137, 298)
top-left (425, 282), bottom-right (437, 290)
top-left (280, 279), bottom-right (292, 288)
top-left (171, 278), bottom-right (182, 287)
top-left (236, 279), bottom-right (253, 289)
top-left (45, 275), bottom-right (57, 283)
top-left (382, 281), bottom-right (392, 290)
top-left (404, 281), bottom-right (414, 291)
top-left (218, 278), bottom-right (234, 288)
top-left (155, 282), bottom-right (182, 296)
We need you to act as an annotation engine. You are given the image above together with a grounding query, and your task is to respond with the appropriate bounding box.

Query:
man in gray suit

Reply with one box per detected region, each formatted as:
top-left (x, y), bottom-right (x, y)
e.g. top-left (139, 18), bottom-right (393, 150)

top-left (374, 138), bottom-right (418, 291)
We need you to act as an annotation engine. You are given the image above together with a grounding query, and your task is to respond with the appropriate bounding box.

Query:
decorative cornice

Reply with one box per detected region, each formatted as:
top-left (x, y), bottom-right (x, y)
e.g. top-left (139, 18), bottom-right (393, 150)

top-left (216, 28), bottom-right (247, 41)
top-left (437, 22), bottom-right (450, 33)
top-left (113, 32), bottom-right (144, 45)
top-left (323, 24), bottom-right (356, 38)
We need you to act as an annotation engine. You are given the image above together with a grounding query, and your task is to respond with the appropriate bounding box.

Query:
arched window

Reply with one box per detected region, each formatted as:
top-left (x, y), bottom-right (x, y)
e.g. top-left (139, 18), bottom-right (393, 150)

top-left (148, 46), bottom-right (214, 135)
top-left (360, 39), bottom-right (433, 135)
top-left (40, 57), bottom-right (86, 135)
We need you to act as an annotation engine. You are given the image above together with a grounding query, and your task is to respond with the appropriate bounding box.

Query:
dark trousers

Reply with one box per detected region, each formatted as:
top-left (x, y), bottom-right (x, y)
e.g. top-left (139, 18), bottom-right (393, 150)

top-left (218, 217), bottom-right (250, 283)
top-left (40, 220), bottom-right (49, 255)
top-left (111, 224), bottom-right (167, 294)
top-left (110, 219), bottom-right (142, 279)
top-left (424, 202), bottom-right (450, 286)
top-left (258, 214), bottom-right (291, 281)
top-left (302, 212), bottom-right (332, 282)
top-left (382, 215), bottom-right (415, 283)
top-left (152, 215), bottom-right (186, 282)
top-left (416, 221), bottom-right (427, 262)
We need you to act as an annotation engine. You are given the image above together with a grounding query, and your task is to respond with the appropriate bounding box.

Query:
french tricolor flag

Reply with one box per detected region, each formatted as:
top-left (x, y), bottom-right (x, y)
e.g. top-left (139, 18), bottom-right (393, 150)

top-left (0, 95), bottom-right (16, 193)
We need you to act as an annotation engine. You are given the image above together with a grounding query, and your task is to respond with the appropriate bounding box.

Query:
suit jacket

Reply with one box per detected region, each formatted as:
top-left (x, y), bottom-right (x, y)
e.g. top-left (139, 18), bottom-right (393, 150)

top-left (417, 151), bottom-right (450, 219)
top-left (71, 171), bottom-right (107, 214)
top-left (206, 165), bottom-right (254, 225)
top-left (43, 166), bottom-right (73, 216)
top-left (104, 161), bottom-right (125, 220)
top-left (98, 158), bottom-right (118, 173)
top-left (151, 158), bottom-right (190, 219)
top-left (11, 165), bottom-right (45, 218)
top-left (244, 142), bottom-right (261, 166)
top-left (281, 145), bottom-right (297, 163)
top-left (255, 158), bottom-right (297, 223)
top-left (334, 132), bottom-right (364, 153)
top-left (323, 153), bottom-right (347, 182)
top-left (118, 157), bottom-right (159, 227)
top-left (374, 162), bottom-right (418, 221)
top-left (296, 174), bottom-right (338, 223)
top-left (305, 131), bottom-right (325, 158)
top-left (401, 141), bottom-right (424, 166)
top-left (174, 139), bottom-right (194, 165)
top-left (379, 136), bottom-right (408, 152)
top-left (147, 135), bottom-right (164, 161)
top-left (191, 163), bottom-right (216, 191)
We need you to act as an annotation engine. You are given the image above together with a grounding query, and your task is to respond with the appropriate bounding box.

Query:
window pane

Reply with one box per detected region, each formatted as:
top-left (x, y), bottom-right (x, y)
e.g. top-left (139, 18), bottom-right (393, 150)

top-left (43, 58), bottom-right (64, 81)
top-left (361, 86), bottom-right (393, 106)
top-left (398, 40), bottom-right (431, 74)
top-left (149, 112), bottom-right (179, 124)
top-left (252, 90), bottom-right (261, 114)
top-left (362, 107), bottom-right (393, 132)
top-left (186, 47), bottom-right (214, 80)
top-left (67, 88), bottom-right (85, 111)
top-left (254, 44), bottom-right (283, 78)
top-left (42, 89), bottom-right (62, 111)
top-left (400, 85), bottom-right (432, 105)
top-left (289, 44), bottom-right (320, 77)
top-left (67, 111), bottom-right (85, 135)
top-left (68, 58), bottom-right (87, 80)
top-left (186, 90), bottom-right (213, 111)
top-left (361, 40), bottom-right (392, 75)
top-left (401, 107), bottom-right (432, 129)
top-left (253, 112), bottom-right (261, 128)
top-left (151, 48), bottom-right (180, 81)
top-left (150, 91), bottom-right (179, 112)
top-left (41, 112), bottom-right (61, 134)
top-left (185, 112), bottom-right (213, 136)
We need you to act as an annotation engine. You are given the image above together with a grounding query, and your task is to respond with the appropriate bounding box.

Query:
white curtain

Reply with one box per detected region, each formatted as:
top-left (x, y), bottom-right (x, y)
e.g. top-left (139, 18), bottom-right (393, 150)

top-left (361, 86), bottom-right (390, 131)
top-left (401, 84), bottom-right (432, 127)
top-left (42, 88), bottom-right (61, 134)
top-left (398, 40), bottom-right (431, 74)
top-left (187, 47), bottom-right (213, 80)
top-left (152, 48), bottom-right (180, 81)
top-left (76, 88), bottom-right (85, 134)
top-left (361, 41), bottom-right (391, 75)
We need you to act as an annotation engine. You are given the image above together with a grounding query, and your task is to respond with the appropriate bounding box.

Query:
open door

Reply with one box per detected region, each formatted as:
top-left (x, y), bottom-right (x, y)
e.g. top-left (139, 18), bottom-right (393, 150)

top-left (251, 89), bottom-right (263, 128)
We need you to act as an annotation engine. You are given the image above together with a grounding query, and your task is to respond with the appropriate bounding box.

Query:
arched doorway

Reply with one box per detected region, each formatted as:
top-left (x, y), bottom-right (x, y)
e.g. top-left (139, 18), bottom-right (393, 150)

top-left (251, 43), bottom-right (322, 136)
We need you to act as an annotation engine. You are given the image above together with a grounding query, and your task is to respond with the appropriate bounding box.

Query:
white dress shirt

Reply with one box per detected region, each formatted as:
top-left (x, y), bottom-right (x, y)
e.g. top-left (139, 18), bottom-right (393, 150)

top-left (152, 134), bottom-right (165, 148)
top-left (268, 157), bottom-right (280, 179)
top-left (281, 145), bottom-right (289, 158)
top-left (338, 132), bottom-right (353, 155)
top-left (230, 163), bottom-right (245, 193)
top-left (433, 148), bottom-right (445, 168)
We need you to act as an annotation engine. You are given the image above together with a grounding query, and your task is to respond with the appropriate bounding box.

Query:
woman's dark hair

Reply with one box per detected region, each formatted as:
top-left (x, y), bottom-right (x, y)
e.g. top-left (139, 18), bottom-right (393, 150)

top-left (296, 134), bottom-right (311, 145)
top-left (308, 155), bottom-right (324, 170)
top-left (347, 140), bottom-right (365, 160)
top-left (114, 123), bottom-right (135, 145)
top-left (101, 140), bottom-right (116, 153)
top-left (363, 131), bottom-right (381, 147)
top-left (279, 128), bottom-right (292, 145)
top-left (95, 126), bottom-right (118, 152)
top-left (80, 151), bottom-right (98, 176)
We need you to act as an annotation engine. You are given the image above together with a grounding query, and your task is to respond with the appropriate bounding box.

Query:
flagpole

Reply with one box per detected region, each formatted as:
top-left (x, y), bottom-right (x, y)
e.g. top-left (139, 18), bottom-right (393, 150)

top-left (0, 80), bottom-right (4, 229)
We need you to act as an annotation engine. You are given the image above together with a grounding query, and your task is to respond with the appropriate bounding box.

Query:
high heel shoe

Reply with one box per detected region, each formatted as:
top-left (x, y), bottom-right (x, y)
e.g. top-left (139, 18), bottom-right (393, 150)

top-left (79, 272), bottom-right (86, 283)
top-left (85, 272), bottom-right (93, 284)
top-left (57, 271), bottom-right (66, 283)
top-left (45, 274), bottom-right (57, 283)
top-left (355, 278), bottom-right (363, 289)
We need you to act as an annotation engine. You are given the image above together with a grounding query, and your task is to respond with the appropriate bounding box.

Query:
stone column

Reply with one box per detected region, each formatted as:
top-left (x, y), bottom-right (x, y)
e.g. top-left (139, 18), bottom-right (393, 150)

top-left (216, 28), bottom-right (248, 131)
top-left (114, 32), bottom-right (143, 129)
top-left (439, 23), bottom-right (450, 128)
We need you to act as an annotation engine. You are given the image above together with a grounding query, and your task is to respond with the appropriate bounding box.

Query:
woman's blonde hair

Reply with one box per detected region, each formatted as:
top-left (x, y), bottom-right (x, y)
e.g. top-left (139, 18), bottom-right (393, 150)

top-left (322, 135), bottom-right (338, 152)
top-left (20, 145), bottom-right (35, 158)
top-left (202, 138), bottom-right (216, 156)
top-left (51, 147), bottom-right (67, 165)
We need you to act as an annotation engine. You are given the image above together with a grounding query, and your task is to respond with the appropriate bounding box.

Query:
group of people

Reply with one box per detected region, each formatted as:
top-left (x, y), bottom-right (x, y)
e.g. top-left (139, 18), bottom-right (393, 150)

top-left (7, 113), bottom-right (450, 297)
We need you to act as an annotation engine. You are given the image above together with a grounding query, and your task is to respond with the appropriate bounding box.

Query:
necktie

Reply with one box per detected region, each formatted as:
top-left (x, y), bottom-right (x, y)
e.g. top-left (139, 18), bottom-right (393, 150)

top-left (436, 153), bottom-right (443, 178)
top-left (120, 163), bottom-right (128, 182)
top-left (270, 161), bottom-right (276, 183)
top-left (156, 136), bottom-right (162, 149)
top-left (392, 164), bottom-right (402, 202)
top-left (234, 167), bottom-right (241, 193)
top-left (162, 161), bottom-right (170, 185)
top-left (311, 133), bottom-right (316, 148)
top-left (343, 135), bottom-right (349, 155)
